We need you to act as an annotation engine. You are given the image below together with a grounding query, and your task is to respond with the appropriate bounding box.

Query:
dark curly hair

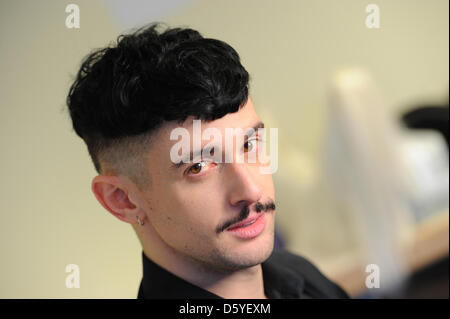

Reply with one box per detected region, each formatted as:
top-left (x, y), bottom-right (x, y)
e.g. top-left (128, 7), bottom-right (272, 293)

top-left (66, 23), bottom-right (250, 187)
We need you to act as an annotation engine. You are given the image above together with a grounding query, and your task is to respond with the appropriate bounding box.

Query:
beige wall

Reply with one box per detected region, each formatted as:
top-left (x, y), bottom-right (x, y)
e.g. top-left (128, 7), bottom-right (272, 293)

top-left (0, 0), bottom-right (447, 298)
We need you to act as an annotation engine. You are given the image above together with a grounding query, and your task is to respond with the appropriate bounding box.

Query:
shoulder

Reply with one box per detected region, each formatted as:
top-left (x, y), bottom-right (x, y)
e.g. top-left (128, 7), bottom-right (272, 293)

top-left (268, 250), bottom-right (350, 299)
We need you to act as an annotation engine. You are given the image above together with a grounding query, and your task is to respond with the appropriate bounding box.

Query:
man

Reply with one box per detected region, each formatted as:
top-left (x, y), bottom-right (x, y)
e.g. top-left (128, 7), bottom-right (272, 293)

top-left (66, 23), bottom-right (349, 299)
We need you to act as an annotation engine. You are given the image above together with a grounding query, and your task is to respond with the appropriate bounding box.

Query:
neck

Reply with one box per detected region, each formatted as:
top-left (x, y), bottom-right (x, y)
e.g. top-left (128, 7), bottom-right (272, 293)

top-left (134, 224), bottom-right (268, 299)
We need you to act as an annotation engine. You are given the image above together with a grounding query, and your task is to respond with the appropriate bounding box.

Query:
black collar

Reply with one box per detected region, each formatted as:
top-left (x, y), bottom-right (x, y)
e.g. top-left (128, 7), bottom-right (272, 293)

top-left (137, 250), bottom-right (306, 299)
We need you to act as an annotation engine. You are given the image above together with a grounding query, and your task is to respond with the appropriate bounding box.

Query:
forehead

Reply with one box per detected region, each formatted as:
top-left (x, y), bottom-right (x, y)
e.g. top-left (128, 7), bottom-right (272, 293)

top-left (146, 97), bottom-right (260, 167)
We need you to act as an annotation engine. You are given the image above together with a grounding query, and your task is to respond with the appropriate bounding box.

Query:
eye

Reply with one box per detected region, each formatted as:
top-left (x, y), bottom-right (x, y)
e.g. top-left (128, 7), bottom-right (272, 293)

top-left (244, 138), bottom-right (258, 152)
top-left (188, 162), bottom-right (205, 174)
top-left (186, 161), bottom-right (217, 176)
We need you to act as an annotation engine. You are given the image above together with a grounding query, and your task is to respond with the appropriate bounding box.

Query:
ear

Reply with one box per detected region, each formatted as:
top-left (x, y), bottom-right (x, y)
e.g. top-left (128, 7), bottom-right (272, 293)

top-left (91, 175), bottom-right (144, 225)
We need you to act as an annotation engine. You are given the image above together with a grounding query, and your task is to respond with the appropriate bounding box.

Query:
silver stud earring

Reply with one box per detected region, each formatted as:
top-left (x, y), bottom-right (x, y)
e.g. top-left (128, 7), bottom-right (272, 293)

top-left (137, 216), bottom-right (144, 226)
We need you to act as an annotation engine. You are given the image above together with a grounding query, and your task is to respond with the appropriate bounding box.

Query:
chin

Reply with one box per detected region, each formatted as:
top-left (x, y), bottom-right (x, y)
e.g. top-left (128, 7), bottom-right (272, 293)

top-left (221, 231), bottom-right (275, 270)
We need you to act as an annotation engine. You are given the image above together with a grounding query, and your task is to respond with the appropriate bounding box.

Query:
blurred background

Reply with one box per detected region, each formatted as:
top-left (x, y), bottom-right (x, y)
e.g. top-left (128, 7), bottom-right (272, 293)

top-left (0, 0), bottom-right (448, 298)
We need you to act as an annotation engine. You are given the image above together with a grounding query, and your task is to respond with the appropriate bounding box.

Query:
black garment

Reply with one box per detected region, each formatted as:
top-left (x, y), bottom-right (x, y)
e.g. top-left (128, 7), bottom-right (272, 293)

top-left (402, 105), bottom-right (449, 150)
top-left (137, 250), bottom-right (350, 299)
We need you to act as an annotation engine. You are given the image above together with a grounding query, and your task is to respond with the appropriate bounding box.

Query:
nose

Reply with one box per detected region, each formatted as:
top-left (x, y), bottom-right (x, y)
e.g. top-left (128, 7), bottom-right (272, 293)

top-left (227, 162), bottom-right (263, 208)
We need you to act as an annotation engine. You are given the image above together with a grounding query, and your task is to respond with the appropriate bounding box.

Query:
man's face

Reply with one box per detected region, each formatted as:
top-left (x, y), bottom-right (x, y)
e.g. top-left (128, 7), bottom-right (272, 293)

top-left (140, 98), bottom-right (276, 271)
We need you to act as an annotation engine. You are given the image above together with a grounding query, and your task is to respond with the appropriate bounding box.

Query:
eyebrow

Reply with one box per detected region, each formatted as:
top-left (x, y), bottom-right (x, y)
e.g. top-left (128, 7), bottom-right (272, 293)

top-left (170, 121), bottom-right (265, 170)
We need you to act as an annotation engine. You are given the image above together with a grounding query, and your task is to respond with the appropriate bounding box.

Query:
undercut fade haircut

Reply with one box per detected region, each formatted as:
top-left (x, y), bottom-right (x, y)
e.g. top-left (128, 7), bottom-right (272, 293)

top-left (66, 22), bottom-right (250, 188)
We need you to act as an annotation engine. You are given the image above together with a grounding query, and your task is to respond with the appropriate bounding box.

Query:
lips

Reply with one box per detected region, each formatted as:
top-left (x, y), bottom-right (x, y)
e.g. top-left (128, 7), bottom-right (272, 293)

top-left (226, 213), bottom-right (266, 239)
top-left (226, 213), bottom-right (262, 230)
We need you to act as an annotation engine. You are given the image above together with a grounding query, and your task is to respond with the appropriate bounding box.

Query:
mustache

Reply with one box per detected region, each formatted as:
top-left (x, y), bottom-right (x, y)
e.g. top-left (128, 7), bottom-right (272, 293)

top-left (216, 200), bottom-right (276, 234)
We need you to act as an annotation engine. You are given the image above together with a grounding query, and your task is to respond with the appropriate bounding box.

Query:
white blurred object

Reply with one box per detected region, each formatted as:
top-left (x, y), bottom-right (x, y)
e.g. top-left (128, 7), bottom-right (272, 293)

top-left (321, 68), bottom-right (419, 296)
top-left (397, 130), bottom-right (449, 222)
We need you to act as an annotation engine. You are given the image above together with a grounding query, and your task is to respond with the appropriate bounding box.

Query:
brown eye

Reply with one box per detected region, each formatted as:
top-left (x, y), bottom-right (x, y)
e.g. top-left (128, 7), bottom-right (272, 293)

top-left (189, 162), bottom-right (204, 174)
top-left (244, 139), bottom-right (256, 152)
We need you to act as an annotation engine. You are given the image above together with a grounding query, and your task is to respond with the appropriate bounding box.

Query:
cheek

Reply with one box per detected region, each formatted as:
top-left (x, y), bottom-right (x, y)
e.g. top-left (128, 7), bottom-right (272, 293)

top-left (178, 197), bottom-right (218, 233)
top-left (256, 172), bottom-right (275, 198)
top-left (267, 176), bottom-right (275, 196)
top-left (152, 185), bottom-right (221, 241)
